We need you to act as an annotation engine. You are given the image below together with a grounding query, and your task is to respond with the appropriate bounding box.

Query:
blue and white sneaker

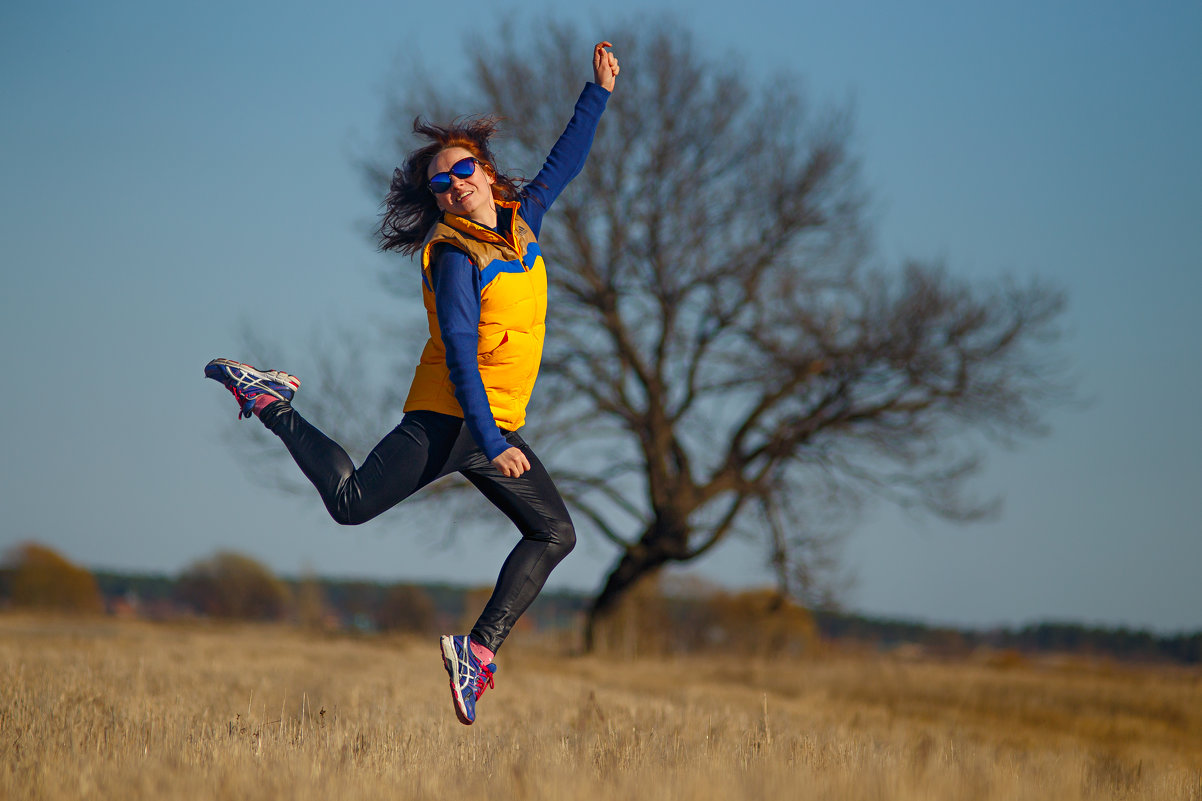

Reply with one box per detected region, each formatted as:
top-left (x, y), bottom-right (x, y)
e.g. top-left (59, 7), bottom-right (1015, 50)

top-left (204, 358), bottom-right (300, 419)
top-left (440, 634), bottom-right (496, 725)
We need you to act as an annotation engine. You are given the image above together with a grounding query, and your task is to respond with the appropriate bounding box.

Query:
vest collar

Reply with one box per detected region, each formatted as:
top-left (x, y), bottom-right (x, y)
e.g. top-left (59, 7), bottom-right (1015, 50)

top-left (440, 199), bottom-right (522, 250)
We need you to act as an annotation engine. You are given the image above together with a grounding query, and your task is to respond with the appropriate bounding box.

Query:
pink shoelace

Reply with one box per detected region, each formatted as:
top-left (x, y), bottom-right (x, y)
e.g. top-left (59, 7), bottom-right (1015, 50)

top-left (474, 664), bottom-right (495, 700)
top-left (223, 383), bottom-right (252, 407)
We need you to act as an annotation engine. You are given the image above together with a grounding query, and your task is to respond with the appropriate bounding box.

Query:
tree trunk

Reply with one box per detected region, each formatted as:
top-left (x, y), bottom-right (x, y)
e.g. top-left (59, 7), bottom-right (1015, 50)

top-left (583, 524), bottom-right (687, 651)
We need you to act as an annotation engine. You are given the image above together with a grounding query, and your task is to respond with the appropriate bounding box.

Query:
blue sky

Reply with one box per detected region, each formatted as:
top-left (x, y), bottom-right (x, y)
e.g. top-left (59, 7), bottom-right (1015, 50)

top-left (2, 1), bottom-right (1199, 632)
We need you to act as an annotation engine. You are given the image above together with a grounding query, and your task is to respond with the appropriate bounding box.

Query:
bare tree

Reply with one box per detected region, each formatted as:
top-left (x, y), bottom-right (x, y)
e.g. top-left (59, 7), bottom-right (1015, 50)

top-left (254, 18), bottom-right (1070, 647)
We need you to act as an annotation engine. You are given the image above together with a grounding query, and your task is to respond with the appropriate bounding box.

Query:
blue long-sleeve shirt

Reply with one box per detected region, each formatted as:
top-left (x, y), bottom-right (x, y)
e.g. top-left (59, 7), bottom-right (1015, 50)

top-left (429, 82), bottom-right (610, 460)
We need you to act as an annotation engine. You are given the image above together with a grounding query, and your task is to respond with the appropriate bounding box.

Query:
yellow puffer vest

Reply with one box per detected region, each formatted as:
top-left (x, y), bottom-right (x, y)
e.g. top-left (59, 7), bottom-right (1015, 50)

top-left (402, 201), bottom-right (548, 431)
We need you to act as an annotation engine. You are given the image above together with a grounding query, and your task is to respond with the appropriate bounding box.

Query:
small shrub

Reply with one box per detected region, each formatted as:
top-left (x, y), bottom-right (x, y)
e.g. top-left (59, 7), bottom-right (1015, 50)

top-left (377, 583), bottom-right (438, 634)
top-left (594, 577), bottom-right (818, 657)
top-left (177, 551), bottom-right (290, 621)
top-left (0, 542), bottom-right (103, 614)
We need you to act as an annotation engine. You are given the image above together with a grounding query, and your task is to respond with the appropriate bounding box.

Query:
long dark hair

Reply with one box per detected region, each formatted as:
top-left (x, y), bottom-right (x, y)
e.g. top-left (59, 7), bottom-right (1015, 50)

top-left (378, 116), bottom-right (524, 255)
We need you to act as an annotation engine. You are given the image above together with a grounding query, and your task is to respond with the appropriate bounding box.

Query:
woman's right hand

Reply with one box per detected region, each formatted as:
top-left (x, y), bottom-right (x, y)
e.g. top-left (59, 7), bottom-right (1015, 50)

top-left (593, 41), bottom-right (619, 92)
top-left (492, 446), bottom-right (531, 479)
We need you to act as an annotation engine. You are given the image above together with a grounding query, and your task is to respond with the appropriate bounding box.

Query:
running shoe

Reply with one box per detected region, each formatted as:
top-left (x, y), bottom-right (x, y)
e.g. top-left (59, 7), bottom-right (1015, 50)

top-left (204, 358), bottom-right (300, 419)
top-left (440, 634), bottom-right (496, 725)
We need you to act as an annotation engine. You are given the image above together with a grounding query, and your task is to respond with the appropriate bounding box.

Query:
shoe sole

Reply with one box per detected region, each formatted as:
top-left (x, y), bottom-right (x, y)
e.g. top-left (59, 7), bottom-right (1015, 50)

top-left (206, 358), bottom-right (301, 393)
top-left (440, 635), bottom-right (474, 726)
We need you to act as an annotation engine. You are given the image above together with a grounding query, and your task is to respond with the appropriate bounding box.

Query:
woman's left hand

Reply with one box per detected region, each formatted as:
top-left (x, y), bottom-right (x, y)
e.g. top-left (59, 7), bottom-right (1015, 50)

top-left (593, 41), bottom-right (619, 92)
top-left (492, 446), bottom-right (531, 479)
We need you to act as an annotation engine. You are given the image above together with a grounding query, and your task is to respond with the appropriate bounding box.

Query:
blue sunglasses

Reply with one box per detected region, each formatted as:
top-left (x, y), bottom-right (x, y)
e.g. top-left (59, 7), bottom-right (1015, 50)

top-left (428, 156), bottom-right (482, 194)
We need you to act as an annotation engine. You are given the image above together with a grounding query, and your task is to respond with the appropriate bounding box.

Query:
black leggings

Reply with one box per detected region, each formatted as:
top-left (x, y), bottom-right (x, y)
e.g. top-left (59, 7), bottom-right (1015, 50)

top-left (259, 403), bottom-right (575, 653)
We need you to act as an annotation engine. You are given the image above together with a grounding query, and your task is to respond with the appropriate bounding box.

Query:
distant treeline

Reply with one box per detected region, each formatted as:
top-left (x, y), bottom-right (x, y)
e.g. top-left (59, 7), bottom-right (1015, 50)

top-left (3, 541), bottom-right (1195, 664)
top-left (89, 570), bottom-right (1202, 665)
top-left (814, 611), bottom-right (1202, 665)
top-left (89, 569), bottom-right (588, 635)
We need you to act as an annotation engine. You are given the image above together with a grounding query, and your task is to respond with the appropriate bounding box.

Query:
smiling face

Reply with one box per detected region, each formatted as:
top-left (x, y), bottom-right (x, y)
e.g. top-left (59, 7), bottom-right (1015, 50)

top-left (427, 146), bottom-right (497, 226)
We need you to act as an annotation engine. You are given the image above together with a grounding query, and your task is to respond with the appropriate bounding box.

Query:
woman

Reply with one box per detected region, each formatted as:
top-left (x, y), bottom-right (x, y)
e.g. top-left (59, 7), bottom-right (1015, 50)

top-left (205, 42), bottom-right (619, 726)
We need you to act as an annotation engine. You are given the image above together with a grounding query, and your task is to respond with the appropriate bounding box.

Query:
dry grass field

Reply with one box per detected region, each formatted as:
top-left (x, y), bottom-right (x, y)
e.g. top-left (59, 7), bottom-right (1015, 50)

top-left (2, 615), bottom-right (1199, 800)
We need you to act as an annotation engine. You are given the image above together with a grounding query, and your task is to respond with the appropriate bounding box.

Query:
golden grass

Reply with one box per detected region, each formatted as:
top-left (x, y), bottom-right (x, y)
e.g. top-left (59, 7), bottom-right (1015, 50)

top-left (2, 615), bottom-right (1199, 800)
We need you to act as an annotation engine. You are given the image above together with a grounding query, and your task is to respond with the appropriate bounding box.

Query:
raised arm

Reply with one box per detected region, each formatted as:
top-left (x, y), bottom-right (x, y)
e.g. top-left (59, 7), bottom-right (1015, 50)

top-left (519, 42), bottom-right (619, 234)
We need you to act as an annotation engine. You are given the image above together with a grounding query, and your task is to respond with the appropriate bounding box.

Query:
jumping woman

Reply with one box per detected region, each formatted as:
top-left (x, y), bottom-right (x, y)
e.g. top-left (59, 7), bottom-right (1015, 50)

top-left (205, 42), bottom-right (619, 725)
